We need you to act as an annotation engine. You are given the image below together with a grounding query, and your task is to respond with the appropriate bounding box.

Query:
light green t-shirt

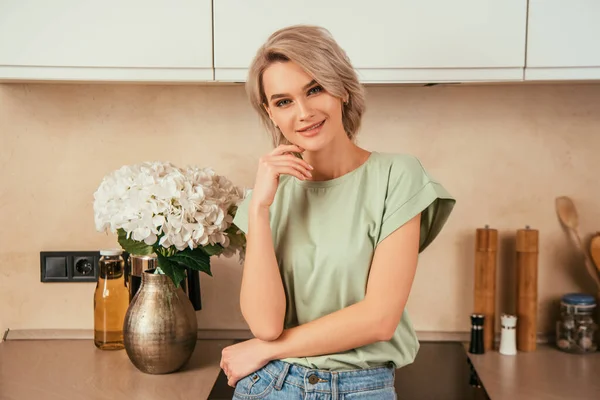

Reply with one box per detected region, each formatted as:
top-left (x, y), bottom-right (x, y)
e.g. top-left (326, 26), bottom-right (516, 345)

top-left (232, 151), bottom-right (456, 371)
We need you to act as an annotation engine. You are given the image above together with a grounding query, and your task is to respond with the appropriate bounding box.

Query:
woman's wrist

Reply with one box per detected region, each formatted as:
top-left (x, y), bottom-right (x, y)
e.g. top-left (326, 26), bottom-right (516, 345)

top-left (249, 199), bottom-right (270, 217)
top-left (248, 198), bottom-right (269, 213)
top-left (259, 336), bottom-right (284, 363)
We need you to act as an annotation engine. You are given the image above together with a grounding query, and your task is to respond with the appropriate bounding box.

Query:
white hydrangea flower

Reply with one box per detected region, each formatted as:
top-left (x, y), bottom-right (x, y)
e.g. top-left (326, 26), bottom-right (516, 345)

top-left (93, 161), bottom-right (247, 260)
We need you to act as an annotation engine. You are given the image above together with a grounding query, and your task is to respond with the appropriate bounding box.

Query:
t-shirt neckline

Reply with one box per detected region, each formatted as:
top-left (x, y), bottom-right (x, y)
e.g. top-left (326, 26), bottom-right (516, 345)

top-left (294, 151), bottom-right (377, 188)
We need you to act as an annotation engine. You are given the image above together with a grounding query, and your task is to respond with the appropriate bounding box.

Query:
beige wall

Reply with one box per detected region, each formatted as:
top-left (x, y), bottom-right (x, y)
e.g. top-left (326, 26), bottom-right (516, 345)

top-left (1, 83), bottom-right (599, 338)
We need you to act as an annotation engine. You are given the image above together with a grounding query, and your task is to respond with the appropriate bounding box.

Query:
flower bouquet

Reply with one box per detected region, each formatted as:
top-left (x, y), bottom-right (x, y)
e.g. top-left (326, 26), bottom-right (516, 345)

top-left (93, 161), bottom-right (247, 287)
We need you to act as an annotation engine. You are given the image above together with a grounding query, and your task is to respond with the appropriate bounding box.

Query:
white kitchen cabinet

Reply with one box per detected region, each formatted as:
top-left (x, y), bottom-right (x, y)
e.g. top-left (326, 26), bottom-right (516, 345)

top-left (526, 0), bottom-right (600, 80)
top-left (0, 0), bottom-right (213, 82)
top-left (213, 0), bottom-right (527, 83)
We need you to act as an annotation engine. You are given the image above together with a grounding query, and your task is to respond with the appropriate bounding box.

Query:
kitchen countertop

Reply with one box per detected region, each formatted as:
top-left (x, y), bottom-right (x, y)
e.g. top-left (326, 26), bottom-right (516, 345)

top-left (466, 344), bottom-right (600, 400)
top-left (0, 339), bottom-right (234, 400)
top-left (2, 337), bottom-right (599, 400)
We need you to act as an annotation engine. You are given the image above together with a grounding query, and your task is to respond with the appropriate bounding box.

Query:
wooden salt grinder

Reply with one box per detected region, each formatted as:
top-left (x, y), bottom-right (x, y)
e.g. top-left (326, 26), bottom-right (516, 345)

top-left (516, 226), bottom-right (539, 352)
top-left (474, 226), bottom-right (498, 351)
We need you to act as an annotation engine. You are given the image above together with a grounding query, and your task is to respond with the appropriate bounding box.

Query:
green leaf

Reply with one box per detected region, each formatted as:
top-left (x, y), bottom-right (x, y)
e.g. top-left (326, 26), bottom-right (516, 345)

top-left (117, 228), bottom-right (153, 255)
top-left (226, 223), bottom-right (246, 248)
top-left (156, 252), bottom-right (187, 288)
top-left (170, 247), bottom-right (212, 276)
top-left (202, 243), bottom-right (223, 256)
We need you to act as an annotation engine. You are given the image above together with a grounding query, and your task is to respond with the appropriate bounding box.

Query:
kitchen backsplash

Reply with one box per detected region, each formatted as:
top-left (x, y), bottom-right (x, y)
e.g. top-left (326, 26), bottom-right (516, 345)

top-left (1, 83), bottom-right (599, 336)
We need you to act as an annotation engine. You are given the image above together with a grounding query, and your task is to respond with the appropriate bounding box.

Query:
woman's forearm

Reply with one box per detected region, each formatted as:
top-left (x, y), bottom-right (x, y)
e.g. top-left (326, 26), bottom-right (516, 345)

top-left (259, 213), bottom-right (420, 362)
top-left (264, 299), bottom-right (391, 360)
top-left (239, 204), bottom-right (286, 341)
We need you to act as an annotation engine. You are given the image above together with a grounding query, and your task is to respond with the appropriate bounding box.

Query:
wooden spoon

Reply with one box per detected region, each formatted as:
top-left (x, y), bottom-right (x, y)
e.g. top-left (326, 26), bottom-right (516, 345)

top-left (590, 233), bottom-right (600, 281)
top-left (555, 196), bottom-right (600, 289)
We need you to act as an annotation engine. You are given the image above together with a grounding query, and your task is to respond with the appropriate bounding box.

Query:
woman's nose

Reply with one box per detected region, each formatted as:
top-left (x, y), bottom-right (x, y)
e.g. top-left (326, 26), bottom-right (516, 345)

top-left (296, 100), bottom-right (315, 121)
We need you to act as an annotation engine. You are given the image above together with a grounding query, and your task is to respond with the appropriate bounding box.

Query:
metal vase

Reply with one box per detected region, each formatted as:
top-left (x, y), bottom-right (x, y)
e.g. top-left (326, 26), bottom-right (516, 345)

top-left (123, 269), bottom-right (198, 374)
top-left (126, 254), bottom-right (158, 302)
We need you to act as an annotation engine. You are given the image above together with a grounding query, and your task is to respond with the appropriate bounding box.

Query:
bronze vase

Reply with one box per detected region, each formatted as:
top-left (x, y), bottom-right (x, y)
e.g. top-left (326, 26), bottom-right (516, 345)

top-left (123, 269), bottom-right (198, 374)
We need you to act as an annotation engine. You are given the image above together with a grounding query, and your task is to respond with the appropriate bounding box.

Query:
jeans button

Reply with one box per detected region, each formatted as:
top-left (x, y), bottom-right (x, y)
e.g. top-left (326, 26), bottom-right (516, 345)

top-left (308, 374), bottom-right (319, 384)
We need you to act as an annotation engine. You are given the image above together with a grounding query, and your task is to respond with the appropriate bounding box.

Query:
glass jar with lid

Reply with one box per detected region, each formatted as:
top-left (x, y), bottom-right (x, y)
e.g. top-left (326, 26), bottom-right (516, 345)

top-left (94, 248), bottom-right (130, 350)
top-left (556, 293), bottom-right (598, 354)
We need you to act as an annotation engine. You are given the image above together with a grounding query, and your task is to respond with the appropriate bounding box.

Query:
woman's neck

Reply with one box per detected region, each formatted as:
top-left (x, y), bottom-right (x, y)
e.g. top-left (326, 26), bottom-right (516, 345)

top-left (303, 137), bottom-right (371, 182)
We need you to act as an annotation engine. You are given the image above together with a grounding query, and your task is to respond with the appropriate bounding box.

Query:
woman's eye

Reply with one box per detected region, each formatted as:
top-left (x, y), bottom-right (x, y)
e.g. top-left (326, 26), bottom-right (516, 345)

top-left (308, 86), bottom-right (323, 95)
top-left (276, 99), bottom-right (291, 107)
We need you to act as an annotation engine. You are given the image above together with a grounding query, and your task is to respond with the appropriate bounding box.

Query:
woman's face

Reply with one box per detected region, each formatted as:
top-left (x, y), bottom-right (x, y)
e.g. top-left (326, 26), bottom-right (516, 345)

top-left (262, 61), bottom-right (346, 151)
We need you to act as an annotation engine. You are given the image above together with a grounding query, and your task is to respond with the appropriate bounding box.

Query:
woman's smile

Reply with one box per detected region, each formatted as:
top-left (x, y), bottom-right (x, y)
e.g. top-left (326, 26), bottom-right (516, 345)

top-left (296, 119), bottom-right (326, 137)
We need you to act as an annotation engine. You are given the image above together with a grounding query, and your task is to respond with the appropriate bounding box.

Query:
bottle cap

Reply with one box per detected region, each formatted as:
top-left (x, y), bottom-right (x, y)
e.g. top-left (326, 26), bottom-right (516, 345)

top-left (561, 293), bottom-right (596, 306)
top-left (501, 313), bottom-right (517, 327)
top-left (470, 313), bottom-right (485, 326)
top-left (100, 248), bottom-right (123, 256)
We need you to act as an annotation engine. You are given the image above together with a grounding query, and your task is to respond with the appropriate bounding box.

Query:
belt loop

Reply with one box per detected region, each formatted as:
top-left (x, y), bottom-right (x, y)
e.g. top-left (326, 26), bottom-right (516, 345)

top-left (331, 372), bottom-right (338, 400)
top-left (273, 362), bottom-right (291, 391)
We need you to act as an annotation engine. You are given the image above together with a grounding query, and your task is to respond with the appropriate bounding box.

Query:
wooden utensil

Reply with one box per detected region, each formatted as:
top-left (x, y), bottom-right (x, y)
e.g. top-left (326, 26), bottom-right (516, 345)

top-left (590, 233), bottom-right (600, 279)
top-left (555, 196), bottom-right (600, 289)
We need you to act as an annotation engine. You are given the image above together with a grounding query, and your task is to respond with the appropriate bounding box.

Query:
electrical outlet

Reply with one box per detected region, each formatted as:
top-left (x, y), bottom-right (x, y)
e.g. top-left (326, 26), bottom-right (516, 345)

top-left (72, 253), bottom-right (99, 281)
top-left (40, 251), bottom-right (100, 282)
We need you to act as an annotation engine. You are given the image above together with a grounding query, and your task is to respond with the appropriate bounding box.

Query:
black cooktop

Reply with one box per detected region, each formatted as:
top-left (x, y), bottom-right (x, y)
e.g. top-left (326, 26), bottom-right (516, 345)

top-left (208, 341), bottom-right (490, 399)
top-left (392, 341), bottom-right (489, 400)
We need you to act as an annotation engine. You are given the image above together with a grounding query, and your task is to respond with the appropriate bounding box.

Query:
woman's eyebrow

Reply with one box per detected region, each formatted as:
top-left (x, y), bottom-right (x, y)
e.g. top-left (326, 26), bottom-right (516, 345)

top-left (269, 80), bottom-right (317, 101)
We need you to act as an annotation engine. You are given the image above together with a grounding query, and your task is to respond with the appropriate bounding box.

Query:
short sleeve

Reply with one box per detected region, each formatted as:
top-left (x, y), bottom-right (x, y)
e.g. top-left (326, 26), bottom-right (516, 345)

top-left (232, 189), bottom-right (253, 234)
top-left (376, 155), bottom-right (455, 252)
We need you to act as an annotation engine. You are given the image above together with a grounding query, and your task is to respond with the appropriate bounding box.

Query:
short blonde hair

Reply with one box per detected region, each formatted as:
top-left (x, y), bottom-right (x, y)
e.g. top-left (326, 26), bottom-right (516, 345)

top-left (246, 25), bottom-right (366, 147)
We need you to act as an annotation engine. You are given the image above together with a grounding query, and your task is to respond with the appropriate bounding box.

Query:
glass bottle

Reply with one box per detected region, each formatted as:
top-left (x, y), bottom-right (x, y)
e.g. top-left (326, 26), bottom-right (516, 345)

top-left (556, 293), bottom-right (598, 354)
top-left (94, 249), bottom-right (129, 350)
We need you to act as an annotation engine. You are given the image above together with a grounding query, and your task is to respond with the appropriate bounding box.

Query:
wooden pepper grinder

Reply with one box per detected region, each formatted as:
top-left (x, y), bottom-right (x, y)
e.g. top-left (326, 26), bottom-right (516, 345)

top-left (474, 225), bottom-right (498, 351)
top-left (516, 225), bottom-right (539, 352)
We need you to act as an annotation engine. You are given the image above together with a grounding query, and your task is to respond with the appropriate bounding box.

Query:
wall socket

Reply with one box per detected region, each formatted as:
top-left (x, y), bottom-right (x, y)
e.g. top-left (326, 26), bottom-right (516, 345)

top-left (40, 251), bottom-right (100, 282)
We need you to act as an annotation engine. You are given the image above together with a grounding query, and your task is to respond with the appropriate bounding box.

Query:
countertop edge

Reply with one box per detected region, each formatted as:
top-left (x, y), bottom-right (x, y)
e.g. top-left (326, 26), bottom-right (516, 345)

top-left (3, 328), bottom-right (554, 343)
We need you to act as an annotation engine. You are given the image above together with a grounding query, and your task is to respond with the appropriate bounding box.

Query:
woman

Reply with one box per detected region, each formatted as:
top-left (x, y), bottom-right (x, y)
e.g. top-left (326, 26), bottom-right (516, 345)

top-left (220, 25), bottom-right (456, 399)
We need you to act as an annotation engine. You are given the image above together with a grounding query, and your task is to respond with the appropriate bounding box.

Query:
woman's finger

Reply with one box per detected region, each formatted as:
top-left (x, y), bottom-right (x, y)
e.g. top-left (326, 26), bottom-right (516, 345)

top-left (228, 375), bottom-right (237, 387)
top-left (269, 154), bottom-right (313, 171)
top-left (269, 165), bottom-right (309, 181)
top-left (220, 360), bottom-right (228, 375)
top-left (269, 161), bottom-right (312, 178)
top-left (270, 144), bottom-right (304, 156)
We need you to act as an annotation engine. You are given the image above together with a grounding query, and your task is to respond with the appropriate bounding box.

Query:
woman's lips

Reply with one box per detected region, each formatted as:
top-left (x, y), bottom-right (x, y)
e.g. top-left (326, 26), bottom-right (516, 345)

top-left (297, 120), bottom-right (325, 137)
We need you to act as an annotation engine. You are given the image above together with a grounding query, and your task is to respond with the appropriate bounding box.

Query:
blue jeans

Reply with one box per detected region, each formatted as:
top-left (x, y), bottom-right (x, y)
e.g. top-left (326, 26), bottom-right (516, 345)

top-left (233, 360), bottom-right (397, 399)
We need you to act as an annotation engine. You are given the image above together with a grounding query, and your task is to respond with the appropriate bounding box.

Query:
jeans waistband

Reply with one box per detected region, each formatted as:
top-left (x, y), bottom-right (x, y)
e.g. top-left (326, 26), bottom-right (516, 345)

top-left (263, 360), bottom-right (395, 394)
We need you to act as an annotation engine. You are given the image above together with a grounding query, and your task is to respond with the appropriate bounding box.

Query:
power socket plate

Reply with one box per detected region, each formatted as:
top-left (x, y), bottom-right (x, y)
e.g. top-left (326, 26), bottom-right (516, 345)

top-left (40, 251), bottom-right (100, 282)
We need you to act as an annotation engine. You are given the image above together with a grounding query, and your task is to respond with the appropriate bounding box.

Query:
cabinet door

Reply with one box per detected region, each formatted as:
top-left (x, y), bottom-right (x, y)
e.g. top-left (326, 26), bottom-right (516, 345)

top-left (526, 0), bottom-right (600, 80)
top-left (0, 0), bottom-right (213, 82)
top-left (214, 0), bottom-right (527, 83)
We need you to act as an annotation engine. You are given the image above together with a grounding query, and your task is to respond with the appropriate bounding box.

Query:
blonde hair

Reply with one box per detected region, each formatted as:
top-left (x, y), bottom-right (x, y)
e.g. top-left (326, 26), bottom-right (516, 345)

top-left (246, 25), bottom-right (366, 147)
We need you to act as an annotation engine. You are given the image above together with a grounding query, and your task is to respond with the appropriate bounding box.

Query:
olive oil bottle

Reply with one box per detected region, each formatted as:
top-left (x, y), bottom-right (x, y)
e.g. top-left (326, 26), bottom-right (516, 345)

top-left (94, 249), bottom-right (129, 350)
